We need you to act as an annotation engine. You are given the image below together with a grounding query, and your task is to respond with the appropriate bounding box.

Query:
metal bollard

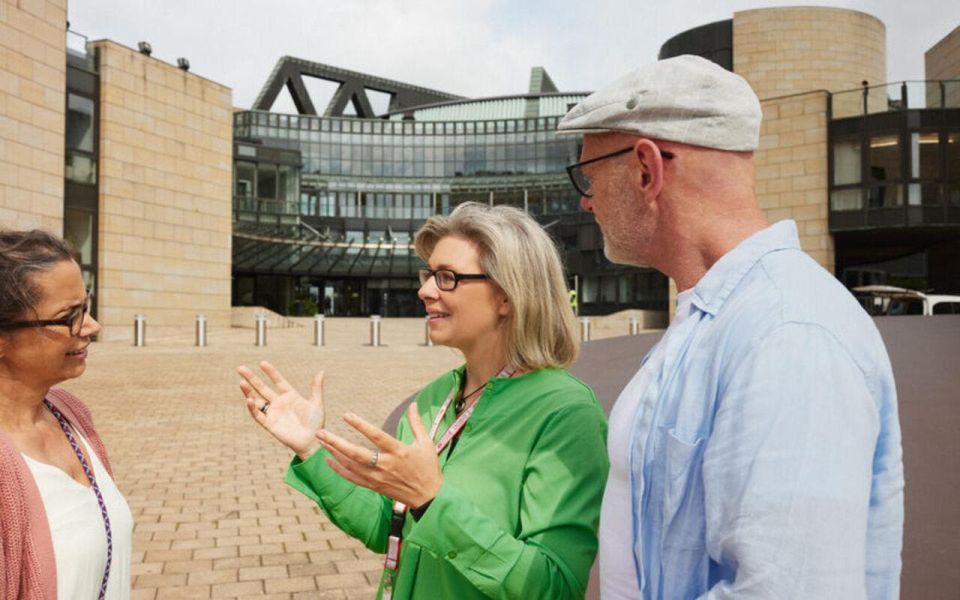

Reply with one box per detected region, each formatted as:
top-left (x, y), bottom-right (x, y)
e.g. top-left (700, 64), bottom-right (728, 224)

top-left (369, 315), bottom-right (382, 347)
top-left (255, 313), bottom-right (267, 347)
top-left (133, 314), bottom-right (146, 347)
top-left (313, 314), bottom-right (325, 346)
top-left (195, 314), bottom-right (207, 347)
top-left (629, 317), bottom-right (640, 336)
top-left (579, 317), bottom-right (591, 342)
top-left (424, 315), bottom-right (433, 347)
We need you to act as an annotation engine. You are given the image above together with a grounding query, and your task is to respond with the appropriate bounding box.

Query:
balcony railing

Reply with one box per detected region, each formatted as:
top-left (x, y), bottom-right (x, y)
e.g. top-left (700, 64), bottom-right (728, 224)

top-left (830, 79), bottom-right (960, 119)
top-left (233, 197), bottom-right (300, 227)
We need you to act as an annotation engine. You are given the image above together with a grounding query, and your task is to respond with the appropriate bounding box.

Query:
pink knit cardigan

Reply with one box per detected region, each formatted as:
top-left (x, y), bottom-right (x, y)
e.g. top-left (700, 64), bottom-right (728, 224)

top-left (0, 388), bottom-right (113, 600)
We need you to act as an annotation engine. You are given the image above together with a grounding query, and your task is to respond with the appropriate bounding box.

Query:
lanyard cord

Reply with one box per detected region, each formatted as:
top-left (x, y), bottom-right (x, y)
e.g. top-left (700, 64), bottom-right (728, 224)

top-left (43, 399), bottom-right (112, 600)
top-left (381, 366), bottom-right (514, 582)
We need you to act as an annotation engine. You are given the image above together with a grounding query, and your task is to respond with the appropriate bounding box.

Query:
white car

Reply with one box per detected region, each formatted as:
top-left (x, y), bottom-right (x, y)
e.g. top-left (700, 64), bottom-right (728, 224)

top-left (852, 285), bottom-right (960, 316)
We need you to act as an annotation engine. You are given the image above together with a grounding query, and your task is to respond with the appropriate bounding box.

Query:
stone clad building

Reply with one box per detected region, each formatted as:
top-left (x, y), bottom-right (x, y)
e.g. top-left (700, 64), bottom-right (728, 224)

top-left (661, 7), bottom-right (960, 300)
top-left (0, 0), bottom-right (67, 232)
top-left (1, 0), bottom-right (233, 341)
top-left (1, 2), bottom-right (958, 340)
top-left (91, 40), bottom-right (232, 339)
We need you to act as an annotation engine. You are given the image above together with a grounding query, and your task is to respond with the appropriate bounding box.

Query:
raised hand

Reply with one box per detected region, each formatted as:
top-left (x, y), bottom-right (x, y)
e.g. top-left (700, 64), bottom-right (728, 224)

top-left (238, 361), bottom-right (326, 460)
top-left (317, 404), bottom-right (442, 508)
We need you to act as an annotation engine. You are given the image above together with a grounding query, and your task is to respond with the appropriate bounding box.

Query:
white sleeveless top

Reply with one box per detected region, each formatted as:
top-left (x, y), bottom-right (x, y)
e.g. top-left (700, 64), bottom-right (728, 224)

top-left (22, 428), bottom-right (133, 600)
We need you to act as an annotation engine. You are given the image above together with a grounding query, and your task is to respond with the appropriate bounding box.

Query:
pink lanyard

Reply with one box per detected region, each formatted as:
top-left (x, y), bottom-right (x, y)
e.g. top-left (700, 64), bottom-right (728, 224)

top-left (382, 367), bottom-right (513, 577)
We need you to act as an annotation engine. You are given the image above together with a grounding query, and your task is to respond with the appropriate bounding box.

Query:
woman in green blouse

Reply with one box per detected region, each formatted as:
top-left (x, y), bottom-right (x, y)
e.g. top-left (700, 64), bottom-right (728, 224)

top-left (238, 202), bottom-right (608, 599)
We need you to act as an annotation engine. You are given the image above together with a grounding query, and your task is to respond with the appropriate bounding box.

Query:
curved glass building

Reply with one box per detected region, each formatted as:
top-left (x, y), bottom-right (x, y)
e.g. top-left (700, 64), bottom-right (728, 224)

top-left (231, 58), bottom-right (667, 316)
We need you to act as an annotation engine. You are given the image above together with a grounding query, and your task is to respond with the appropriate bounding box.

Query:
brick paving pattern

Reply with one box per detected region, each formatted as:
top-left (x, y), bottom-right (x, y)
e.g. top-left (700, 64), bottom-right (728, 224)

top-left (60, 315), bottom-right (648, 598)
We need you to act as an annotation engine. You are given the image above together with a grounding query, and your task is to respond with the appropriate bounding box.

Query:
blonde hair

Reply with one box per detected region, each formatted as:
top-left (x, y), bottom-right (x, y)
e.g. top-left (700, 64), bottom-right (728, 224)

top-left (414, 202), bottom-right (578, 370)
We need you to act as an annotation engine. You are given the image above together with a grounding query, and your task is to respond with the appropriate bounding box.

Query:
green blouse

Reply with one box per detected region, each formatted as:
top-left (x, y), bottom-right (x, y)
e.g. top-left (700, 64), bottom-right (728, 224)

top-left (285, 366), bottom-right (609, 599)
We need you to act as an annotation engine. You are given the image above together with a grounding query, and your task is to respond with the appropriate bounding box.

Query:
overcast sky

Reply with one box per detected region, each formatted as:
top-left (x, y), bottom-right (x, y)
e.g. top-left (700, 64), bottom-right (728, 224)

top-left (67, 0), bottom-right (960, 111)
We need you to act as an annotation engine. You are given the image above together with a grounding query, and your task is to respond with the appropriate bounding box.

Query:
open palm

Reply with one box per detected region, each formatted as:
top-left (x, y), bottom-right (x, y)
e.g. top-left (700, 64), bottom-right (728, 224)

top-left (238, 361), bottom-right (326, 460)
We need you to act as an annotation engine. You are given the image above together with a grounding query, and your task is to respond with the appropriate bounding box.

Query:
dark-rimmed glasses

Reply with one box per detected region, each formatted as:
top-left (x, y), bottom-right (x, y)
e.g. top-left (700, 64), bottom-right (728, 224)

top-left (418, 269), bottom-right (488, 291)
top-left (2, 289), bottom-right (93, 337)
top-left (566, 146), bottom-right (675, 198)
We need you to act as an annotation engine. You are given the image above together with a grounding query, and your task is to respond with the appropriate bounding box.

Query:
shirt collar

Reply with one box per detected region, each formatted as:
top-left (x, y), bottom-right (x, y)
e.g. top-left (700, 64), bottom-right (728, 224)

top-left (690, 220), bottom-right (801, 316)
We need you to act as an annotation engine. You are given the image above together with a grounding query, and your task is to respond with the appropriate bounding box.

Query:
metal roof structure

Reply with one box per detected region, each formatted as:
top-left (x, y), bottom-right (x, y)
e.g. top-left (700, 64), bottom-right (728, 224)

top-left (252, 56), bottom-right (463, 118)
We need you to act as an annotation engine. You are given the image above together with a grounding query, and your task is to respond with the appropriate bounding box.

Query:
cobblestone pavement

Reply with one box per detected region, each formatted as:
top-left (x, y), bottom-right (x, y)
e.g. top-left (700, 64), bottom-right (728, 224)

top-left (59, 315), bottom-right (651, 599)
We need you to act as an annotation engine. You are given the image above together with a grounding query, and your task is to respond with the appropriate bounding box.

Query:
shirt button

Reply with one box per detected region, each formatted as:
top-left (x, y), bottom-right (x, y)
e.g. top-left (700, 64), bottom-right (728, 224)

top-left (447, 550), bottom-right (457, 559)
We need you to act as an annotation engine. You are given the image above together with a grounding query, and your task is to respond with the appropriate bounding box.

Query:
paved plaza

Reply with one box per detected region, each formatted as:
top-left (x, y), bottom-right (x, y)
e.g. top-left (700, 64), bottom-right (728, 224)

top-left (60, 315), bottom-right (644, 599)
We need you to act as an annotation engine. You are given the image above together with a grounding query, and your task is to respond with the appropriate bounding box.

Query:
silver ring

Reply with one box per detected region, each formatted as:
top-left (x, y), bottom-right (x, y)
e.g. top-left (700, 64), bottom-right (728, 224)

top-left (368, 450), bottom-right (379, 468)
top-left (259, 402), bottom-right (270, 415)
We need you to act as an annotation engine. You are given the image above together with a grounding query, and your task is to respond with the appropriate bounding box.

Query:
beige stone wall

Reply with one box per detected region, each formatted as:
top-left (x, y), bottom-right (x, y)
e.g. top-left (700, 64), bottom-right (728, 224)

top-left (730, 6), bottom-right (888, 275)
top-left (93, 40), bottom-right (233, 341)
top-left (0, 0), bottom-right (66, 231)
top-left (733, 7), bottom-right (886, 117)
top-left (925, 24), bottom-right (960, 107)
top-left (755, 91), bottom-right (832, 270)
top-left (926, 24), bottom-right (960, 80)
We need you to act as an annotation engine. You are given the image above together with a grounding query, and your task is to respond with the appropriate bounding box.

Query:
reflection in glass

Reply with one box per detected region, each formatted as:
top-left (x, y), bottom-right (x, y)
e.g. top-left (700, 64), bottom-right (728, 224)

top-left (947, 133), bottom-right (960, 181)
top-left (66, 153), bottom-right (96, 184)
top-left (868, 185), bottom-right (902, 208)
top-left (257, 165), bottom-right (277, 199)
top-left (830, 189), bottom-right (862, 211)
top-left (279, 165), bottom-right (297, 203)
top-left (869, 135), bottom-right (901, 182)
top-left (66, 94), bottom-right (95, 152)
top-left (63, 208), bottom-right (94, 265)
top-left (832, 135), bottom-right (861, 185)
top-left (911, 132), bottom-right (940, 179)
top-left (235, 162), bottom-right (255, 197)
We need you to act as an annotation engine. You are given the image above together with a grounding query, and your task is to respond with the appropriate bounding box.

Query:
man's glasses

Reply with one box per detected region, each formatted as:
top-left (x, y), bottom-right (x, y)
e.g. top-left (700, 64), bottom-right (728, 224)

top-left (566, 146), bottom-right (674, 198)
top-left (418, 269), bottom-right (488, 291)
top-left (2, 289), bottom-right (93, 337)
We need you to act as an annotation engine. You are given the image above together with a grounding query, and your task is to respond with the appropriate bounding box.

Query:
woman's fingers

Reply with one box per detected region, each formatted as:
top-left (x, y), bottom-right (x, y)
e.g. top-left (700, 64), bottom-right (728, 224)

top-left (406, 403), bottom-right (431, 445)
top-left (259, 360), bottom-right (294, 394)
top-left (342, 413), bottom-right (401, 452)
top-left (245, 395), bottom-right (267, 425)
top-left (321, 437), bottom-right (374, 475)
top-left (317, 429), bottom-right (376, 467)
top-left (237, 366), bottom-right (278, 404)
top-left (309, 371), bottom-right (325, 407)
top-left (325, 456), bottom-right (369, 489)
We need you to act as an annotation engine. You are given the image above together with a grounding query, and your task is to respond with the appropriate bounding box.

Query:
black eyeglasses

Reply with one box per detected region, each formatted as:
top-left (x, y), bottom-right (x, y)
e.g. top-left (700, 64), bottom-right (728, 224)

top-left (566, 146), bottom-right (674, 198)
top-left (418, 268), bottom-right (489, 291)
top-left (2, 289), bottom-right (93, 337)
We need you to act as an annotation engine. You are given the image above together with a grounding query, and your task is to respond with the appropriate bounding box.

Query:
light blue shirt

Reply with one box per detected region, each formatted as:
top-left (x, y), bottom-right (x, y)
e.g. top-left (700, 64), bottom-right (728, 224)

top-left (624, 220), bottom-right (904, 599)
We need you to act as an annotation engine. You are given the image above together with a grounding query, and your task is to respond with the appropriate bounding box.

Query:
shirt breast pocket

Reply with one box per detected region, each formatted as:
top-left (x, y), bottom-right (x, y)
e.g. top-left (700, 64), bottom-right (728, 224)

top-left (661, 427), bottom-right (707, 550)
top-left (659, 429), bottom-right (710, 600)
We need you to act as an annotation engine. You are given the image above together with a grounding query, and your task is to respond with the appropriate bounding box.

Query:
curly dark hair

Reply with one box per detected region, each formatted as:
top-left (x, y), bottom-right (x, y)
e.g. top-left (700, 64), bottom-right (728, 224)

top-left (0, 229), bottom-right (78, 328)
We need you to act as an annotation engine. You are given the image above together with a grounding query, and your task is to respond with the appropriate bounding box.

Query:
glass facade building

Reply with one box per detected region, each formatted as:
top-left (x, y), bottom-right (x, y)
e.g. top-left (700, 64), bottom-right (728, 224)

top-left (64, 32), bottom-right (100, 313)
top-left (662, 21), bottom-right (960, 296)
top-left (232, 60), bottom-right (668, 317)
top-left (828, 82), bottom-right (960, 290)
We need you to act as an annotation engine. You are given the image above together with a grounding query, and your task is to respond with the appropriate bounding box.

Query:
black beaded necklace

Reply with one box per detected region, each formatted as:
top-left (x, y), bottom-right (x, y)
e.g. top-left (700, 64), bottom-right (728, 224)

top-left (454, 377), bottom-right (489, 414)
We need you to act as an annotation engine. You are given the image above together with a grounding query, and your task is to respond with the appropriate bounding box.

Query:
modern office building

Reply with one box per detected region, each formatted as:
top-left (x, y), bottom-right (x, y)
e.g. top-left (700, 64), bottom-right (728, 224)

top-left (233, 7), bottom-right (959, 319)
top-left (2, 2), bottom-right (958, 338)
top-left (230, 60), bottom-right (667, 317)
top-left (661, 8), bottom-right (960, 296)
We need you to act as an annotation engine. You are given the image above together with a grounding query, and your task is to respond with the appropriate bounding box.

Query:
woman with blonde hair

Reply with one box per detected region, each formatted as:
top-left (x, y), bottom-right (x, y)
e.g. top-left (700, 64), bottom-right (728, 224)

top-left (240, 202), bottom-right (608, 599)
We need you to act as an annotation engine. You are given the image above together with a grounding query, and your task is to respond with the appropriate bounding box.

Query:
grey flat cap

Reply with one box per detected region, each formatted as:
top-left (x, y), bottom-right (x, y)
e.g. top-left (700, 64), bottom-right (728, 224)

top-left (558, 55), bottom-right (762, 151)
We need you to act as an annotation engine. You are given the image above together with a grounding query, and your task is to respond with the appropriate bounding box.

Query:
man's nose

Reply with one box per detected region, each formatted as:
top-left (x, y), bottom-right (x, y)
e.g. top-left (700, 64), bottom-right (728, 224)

top-left (580, 196), bottom-right (594, 213)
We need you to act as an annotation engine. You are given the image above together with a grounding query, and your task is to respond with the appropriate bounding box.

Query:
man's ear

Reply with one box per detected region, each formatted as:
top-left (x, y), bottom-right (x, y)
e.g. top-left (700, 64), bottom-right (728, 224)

top-left (631, 138), bottom-right (667, 200)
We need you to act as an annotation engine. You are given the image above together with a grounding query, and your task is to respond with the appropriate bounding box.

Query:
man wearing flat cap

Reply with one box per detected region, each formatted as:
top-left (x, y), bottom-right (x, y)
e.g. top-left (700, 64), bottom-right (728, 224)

top-left (559, 55), bottom-right (903, 599)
